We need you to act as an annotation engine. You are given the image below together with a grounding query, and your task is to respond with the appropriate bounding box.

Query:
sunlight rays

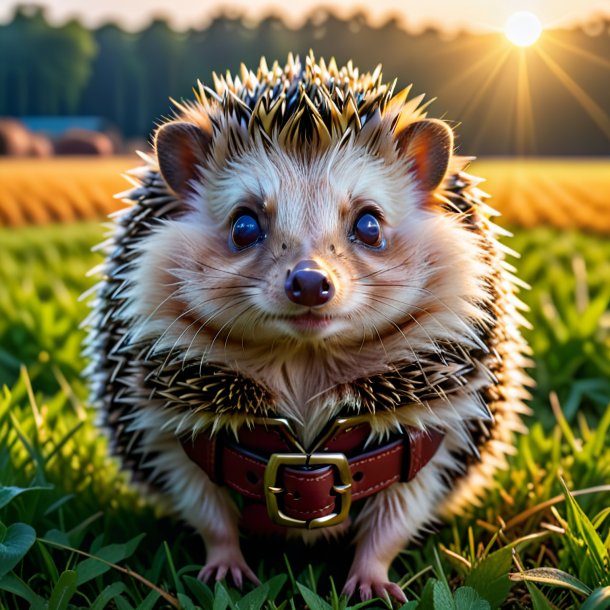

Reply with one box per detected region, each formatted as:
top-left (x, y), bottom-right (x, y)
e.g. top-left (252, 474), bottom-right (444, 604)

top-left (442, 47), bottom-right (512, 129)
top-left (535, 46), bottom-right (610, 139)
top-left (436, 44), bottom-right (509, 101)
top-left (456, 47), bottom-right (512, 152)
top-left (544, 32), bottom-right (610, 71)
top-left (515, 51), bottom-right (536, 154)
top-left (435, 24), bottom-right (610, 155)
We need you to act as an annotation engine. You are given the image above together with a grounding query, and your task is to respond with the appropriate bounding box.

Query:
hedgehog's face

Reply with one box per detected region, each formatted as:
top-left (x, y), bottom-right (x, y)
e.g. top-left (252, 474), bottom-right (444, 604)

top-left (135, 117), bottom-right (471, 361)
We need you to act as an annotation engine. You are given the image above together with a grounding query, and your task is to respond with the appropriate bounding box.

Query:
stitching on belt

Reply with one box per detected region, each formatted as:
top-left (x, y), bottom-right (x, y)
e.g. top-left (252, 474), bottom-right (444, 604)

top-left (354, 445), bottom-right (401, 467)
top-left (287, 471), bottom-right (333, 484)
top-left (357, 475), bottom-right (401, 497)
top-left (231, 480), bottom-right (266, 498)
top-left (284, 502), bottom-right (335, 517)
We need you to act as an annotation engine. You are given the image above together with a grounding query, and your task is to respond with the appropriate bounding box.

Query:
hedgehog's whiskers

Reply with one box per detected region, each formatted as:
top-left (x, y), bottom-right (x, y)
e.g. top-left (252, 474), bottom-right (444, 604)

top-left (201, 301), bottom-right (259, 370)
top-left (353, 260), bottom-right (416, 282)
top-left (147, 285), bottom-right (245, 358)
top-left (358, 280), bottom-right (489, 347)
top-left (366, 294), bottom-right (443, 356)
top-left (181, 290), bottom-right (259, 364)
top-left (358, 302), bottom-right (421, 367)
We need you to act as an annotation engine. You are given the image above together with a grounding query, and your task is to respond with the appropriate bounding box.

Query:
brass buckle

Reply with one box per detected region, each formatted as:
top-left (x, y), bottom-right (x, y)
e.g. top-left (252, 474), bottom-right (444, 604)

top-left (263, 453), bottom-right (352, 529)
top-left (310, 414), bottom-right (373, 453)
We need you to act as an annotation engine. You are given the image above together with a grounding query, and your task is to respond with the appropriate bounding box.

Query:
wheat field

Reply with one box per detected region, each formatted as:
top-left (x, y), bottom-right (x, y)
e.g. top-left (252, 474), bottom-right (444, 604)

top-left (0, 157), bottom-right (132, 226)
top-left (0, 156), bottom-right (608, 231)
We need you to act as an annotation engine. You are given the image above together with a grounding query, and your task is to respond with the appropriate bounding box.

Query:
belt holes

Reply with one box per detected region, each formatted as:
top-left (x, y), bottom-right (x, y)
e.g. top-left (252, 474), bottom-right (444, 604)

top-left (245, 470), bottom-right (259, 485)
top-left (291, 491), bottom-right (301, 501)
top-left (353, 471), bottom-right (364, 482)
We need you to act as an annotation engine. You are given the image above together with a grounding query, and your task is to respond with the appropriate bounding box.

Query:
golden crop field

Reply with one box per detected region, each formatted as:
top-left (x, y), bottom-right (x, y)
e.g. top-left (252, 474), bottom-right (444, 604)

top-left (0, 156), bottom-right (133, 226)
top-left (0, 156), bottom-right (608, 231)
top-left (472, 158), bottom-right (610, 233)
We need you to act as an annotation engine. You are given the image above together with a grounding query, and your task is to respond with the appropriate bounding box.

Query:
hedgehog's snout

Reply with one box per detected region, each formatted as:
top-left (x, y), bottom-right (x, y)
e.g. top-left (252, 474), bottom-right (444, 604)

top-left (284, 259), bottom-right (335, 307)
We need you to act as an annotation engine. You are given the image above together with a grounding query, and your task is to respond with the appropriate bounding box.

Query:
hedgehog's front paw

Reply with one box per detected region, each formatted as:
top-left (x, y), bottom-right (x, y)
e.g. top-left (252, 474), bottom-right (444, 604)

top-left (198, 544), bottom-right (260, 588)
top-left (343, 564), bottom-right (406, 603)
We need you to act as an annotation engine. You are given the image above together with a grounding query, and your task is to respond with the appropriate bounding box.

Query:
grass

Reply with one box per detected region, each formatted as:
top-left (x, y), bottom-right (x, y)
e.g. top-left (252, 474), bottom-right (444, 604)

top-left (0, 221), bottom-right (609, 609)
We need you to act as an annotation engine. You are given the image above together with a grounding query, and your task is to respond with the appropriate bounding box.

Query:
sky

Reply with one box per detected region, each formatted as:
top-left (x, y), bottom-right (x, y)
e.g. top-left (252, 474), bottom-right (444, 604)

top-left (1, 0), bottom-right (610, 33)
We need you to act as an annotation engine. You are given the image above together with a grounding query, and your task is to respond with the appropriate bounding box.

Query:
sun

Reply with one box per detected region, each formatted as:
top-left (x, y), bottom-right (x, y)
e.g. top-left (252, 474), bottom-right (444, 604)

top-left (505, 11), bottom-right (543, 47)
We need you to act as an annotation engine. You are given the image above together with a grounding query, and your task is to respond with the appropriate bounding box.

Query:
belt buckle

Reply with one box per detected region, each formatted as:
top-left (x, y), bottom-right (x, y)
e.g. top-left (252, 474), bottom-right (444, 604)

top-left (263, 453), bottom-right (352, 529)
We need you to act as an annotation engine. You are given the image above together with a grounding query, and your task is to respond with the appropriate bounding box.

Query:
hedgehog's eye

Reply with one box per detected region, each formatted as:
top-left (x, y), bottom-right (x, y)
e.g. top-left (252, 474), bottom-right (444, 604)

top-left (231, 213), bottom-right (263, 249)
top-left (351, 212), bottom-right (384, 249)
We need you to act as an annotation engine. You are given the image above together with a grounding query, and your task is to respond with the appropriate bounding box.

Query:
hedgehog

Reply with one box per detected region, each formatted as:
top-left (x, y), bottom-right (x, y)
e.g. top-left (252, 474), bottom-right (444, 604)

top-left (84, 53), bottom-right (532, 601)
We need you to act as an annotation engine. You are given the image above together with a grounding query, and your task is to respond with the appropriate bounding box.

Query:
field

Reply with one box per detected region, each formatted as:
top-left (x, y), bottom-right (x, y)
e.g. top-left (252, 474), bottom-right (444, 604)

top-left (0, 158), bottom-right (609, 609)
top-left (1, 157), bottom-right (609, 232)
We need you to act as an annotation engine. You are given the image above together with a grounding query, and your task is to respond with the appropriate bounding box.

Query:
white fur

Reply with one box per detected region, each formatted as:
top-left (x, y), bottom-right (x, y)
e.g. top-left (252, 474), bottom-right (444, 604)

top-left (97, 114), bottom-right (529, 594)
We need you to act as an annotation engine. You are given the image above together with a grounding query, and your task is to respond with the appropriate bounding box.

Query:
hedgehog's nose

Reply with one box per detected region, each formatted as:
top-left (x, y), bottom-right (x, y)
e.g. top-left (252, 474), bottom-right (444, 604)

top-left (285, 260), bottom-right (335, 307)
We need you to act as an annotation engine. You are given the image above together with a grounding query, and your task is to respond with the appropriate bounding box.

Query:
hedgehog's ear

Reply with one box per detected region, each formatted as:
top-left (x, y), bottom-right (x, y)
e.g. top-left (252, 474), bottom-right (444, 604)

top-left (395, 119), bottom-right (453, 192)
top-left (155, 121), bottom-right (212, 197)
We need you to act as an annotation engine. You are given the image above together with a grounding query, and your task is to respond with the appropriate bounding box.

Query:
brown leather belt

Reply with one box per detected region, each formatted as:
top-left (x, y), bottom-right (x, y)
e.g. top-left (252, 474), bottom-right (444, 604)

top-left (181, 417), bottom-right (444, 531)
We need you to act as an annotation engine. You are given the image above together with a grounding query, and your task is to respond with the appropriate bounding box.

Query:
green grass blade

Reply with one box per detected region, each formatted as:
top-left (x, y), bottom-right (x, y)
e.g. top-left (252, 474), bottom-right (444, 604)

top-left (0, 484), bottom-right (53, 510)
top-left (75, 533), bottom-right (146, 586)
top-left (235, 582), bottom-right (269, 610)
top-left (163, 540), bottom-right (184, 595)
top-left (0, 573), bottom-right (45, 608)
top-left (581, 587), bottom-right (610, 610)
top-left (183, 575), bottom-right (214, 609)
top-left (524, 582), bottom-right (556, 610)
top-left (560, 479), bottom-right (609, 583)
top-left (264, 574), bottom-right (288, 602)
top-left (48, 569), bottom-right (78, 610)
top-left (90, 582), bottom-right (128, 610)
top-left (213, 581), bottom-right (234, 610)
top-left (510, 567), bottom-right (592, 596)
top-left (297, 583), bottom-right (332, 610)
top-left (36, 538), bottom-right (61, 584)
top-left (115, 594), bottom-right (136, 610)
top-left (39, 537), bottom-right (180, 608)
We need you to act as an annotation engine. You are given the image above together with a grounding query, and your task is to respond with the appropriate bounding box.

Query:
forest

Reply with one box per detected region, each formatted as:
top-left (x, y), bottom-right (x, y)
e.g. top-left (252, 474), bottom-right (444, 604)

top-left (0, 4), bottom-right (609, 155)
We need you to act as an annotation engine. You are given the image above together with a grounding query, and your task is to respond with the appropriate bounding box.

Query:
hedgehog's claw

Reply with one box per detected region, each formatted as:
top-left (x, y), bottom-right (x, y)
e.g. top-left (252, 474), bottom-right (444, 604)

top-left (343, 571), bottom-right (407, 603)
top-left (198, 547), bottom-right (260, 588)
top-left (374, 582), bottom-right (407, 603)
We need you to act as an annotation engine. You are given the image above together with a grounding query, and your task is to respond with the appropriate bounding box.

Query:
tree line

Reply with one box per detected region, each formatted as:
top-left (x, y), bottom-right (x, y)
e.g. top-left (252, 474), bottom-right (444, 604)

top-left (1, 4), bottom-right (609, 155)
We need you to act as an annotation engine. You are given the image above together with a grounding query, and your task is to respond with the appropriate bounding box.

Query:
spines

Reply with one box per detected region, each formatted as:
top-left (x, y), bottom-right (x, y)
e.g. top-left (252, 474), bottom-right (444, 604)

top-left (84, 55), bottom-right (531, 509)
top-left (171, 52), bottom-right (434, 157)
